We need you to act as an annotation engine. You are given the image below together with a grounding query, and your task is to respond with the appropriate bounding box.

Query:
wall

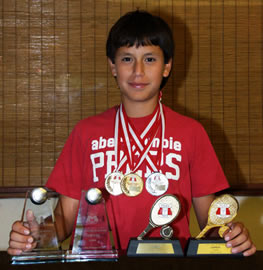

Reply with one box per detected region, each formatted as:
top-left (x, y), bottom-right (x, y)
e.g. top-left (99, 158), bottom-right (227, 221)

top-left (1, 0), bottom-right (262, 190)
top-left (1, 196), bottom-right (262, 251)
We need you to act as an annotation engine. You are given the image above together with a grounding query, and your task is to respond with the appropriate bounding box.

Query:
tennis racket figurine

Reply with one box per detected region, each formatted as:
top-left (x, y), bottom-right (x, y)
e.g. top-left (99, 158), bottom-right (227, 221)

top-left (196, 194), bottom-right (239, 239)
top-left (186, 194), bottom-right (241, 256)
top-left (127, 194), bottom-right (184, 257)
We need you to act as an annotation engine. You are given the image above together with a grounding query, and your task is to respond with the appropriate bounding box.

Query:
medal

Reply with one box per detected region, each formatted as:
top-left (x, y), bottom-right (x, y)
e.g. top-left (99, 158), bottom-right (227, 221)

top-left (121, 173), bottom-right (144, 197)
top-left (104, 109), bottom-right (125, 196)
top-left (105, 171), bottom-right (124, 196)
top-left (146, 172), bottom-right (169, 196)
top-left (106, 101), bottom-right (168, 197)
top-left (119, 103), bottom-right (168, 196)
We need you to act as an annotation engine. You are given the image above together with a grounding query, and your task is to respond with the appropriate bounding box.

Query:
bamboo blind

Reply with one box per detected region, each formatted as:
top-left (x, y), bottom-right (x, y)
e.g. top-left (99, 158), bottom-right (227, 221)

top-left (0, 0), bottom-right (262, 193)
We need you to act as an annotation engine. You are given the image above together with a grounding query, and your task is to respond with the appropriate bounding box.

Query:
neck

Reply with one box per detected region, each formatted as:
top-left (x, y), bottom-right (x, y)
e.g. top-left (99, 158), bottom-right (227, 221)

top-left (122, 99), bottom-right (159, 118)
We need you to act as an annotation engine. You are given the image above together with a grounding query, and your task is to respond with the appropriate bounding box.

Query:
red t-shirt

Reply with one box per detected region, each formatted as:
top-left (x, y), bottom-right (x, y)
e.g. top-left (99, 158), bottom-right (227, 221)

top-left (46, 105), bottom-right (229, 251)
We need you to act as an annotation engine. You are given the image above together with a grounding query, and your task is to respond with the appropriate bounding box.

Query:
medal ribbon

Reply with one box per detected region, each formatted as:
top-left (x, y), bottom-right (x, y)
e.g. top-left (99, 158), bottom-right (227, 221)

top-left (115, 102), bottom-right (165, 173)
top-left (114, 108), bottom-right (127, 171)
top-left (120, 103), bottom-right (159, 172)
top-left (126, 113), bottom-right (160, 171)
top-left (130, 101), bottom-right (165, 171)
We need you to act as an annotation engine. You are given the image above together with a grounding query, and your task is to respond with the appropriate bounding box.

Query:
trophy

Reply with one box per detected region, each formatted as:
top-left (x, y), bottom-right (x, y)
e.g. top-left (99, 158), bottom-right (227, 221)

top-left (186, 194), bottom-right (242, 256)
top-left (66, 188), bottom-right (118, 261)
top-left (127, 194), bottom-right (184, 257)
top-left (11, 187), bottom-right (63, 264)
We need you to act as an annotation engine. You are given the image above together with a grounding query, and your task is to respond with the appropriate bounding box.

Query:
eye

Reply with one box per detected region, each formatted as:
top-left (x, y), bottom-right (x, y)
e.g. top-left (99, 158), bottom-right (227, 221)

top-left (121, 56), bottom-right (132, 62)
top-left (145, 57), bottom-right (156, 63)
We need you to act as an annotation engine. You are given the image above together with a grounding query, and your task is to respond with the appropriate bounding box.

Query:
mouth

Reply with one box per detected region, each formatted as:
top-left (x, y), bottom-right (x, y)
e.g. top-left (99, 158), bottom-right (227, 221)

top-left (128, 82), bottom-right (149, 89)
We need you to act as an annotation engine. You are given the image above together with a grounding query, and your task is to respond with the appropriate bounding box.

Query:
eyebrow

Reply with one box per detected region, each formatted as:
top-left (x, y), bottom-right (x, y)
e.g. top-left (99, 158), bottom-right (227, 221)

top-left (117, 51), bottom-right (157, 57)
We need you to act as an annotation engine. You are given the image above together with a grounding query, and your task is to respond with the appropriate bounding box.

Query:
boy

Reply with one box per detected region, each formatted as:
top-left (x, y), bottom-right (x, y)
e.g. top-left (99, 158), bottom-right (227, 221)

top-left (8, 10), bottom-right (256, 256)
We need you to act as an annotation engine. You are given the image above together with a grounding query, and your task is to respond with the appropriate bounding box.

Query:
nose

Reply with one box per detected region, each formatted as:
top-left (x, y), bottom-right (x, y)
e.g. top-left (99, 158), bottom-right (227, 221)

top-left (134, 60), bottom-right (144, 76)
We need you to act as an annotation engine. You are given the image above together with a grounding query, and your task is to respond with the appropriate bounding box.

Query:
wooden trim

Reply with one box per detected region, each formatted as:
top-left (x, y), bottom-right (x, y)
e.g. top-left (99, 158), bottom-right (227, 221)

top-left (217, 184), bottom-right (263, 196)
top-left (0, 187), bottom-right (59, 199)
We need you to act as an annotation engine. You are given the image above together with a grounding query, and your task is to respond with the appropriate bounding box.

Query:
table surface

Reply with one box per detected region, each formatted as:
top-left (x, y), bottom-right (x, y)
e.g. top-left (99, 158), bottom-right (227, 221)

top-left (0, 251), bottom-right (262, 270)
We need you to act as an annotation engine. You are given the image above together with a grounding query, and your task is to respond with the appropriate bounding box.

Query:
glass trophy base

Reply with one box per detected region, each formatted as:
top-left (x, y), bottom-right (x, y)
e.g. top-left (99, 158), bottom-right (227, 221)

top-left (65, 249), bottom-right (119, 262)
top-left (11, 249), bottom-right (119, 264)
top-left (127, 238), bottom-right (184, 257)
top-left (186, 238), bottom-right (243, 257)
top-left (11, 250), bottom-right (64, 265)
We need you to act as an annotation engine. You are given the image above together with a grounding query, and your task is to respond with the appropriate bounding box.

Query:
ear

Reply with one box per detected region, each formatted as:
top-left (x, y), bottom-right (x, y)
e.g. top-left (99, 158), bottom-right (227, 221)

top-left (108, 58), bottom-right (117, 77)
top-left (163, 59), bottom-right (173, 78)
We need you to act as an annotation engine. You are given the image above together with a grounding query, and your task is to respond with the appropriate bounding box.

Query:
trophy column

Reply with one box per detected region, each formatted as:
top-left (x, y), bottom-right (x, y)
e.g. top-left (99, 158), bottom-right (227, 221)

top-left (66, 188), bottom-right (118, 261)
top-left (11, 187), bottom-right (63, 264)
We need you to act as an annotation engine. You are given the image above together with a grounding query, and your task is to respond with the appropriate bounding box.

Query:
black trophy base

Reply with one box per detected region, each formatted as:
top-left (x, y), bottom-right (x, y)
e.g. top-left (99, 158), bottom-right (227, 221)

top-left (186, 238), bottom-right (243, 257)
top-left (127, 238), bottom-right (184, 257)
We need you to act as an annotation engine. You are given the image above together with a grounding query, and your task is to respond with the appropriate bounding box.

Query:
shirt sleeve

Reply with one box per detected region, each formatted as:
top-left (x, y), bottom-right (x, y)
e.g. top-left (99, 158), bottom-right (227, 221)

top-left (45, 123), bottom-right (84, 200)
top-left (189, 123), bottom-right (229, 198)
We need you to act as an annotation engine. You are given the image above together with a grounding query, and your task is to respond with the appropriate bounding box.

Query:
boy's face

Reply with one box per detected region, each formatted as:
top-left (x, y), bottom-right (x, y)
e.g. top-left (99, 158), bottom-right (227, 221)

top-left (108, 45), bottom-right (172, 107)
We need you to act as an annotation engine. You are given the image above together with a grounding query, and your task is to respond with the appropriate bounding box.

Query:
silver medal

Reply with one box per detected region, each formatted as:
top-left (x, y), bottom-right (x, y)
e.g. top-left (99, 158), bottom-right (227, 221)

top-left (105, 171), bottom-right (124, 196)
top-left (146, 172), bottom-right (169, 196)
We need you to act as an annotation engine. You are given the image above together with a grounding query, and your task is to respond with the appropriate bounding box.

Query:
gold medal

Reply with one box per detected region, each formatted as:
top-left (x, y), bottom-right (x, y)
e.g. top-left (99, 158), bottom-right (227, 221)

top-left (121, 173), bottom-right (144, 197)
top-left (105, 171), bottom-right (124, 196)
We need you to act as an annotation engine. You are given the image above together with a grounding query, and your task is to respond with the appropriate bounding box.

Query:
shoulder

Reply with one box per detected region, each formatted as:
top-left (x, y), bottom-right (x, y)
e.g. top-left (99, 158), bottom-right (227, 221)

top-left (65, 107), bottom-right (118, 145)
top-left (163, 105), bottom-right (204, 132)
top-left (74, 106), bottom-right (118, 131)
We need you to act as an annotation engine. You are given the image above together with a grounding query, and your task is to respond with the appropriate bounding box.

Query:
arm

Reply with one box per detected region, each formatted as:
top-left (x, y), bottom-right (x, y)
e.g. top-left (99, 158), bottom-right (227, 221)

top-left (53, 195), bottom-right (79, 242)
top-left (192, 194), bottom-right (215, 231)
top-left (7, 194), bottom-right (79, 255)
top-left (192, 194), bottom-right (256, 256)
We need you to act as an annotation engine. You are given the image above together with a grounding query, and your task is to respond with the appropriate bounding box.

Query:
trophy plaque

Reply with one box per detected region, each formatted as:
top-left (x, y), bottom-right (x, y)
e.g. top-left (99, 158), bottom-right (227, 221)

top-left (66, 188), bottom-right (118, 262)
top-left (186, 194), bottom-right (242, 256)
top-left (11, 187), bottom-right (62, 264)
top-left (127, 194), bottom-right (184, 257)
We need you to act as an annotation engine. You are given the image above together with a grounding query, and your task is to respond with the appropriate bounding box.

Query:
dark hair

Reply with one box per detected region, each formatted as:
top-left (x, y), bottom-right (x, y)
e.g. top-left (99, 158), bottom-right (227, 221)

top-left (106, 10), bottom-right (174, 89)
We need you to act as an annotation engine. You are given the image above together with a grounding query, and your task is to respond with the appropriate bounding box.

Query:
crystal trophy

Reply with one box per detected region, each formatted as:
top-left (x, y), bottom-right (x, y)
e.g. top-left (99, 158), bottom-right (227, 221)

top-left (11, 187), bottom-right (63, 264)
top-left (186, 194), bottom-right (242, 256)
top-left (127, 194), bottom-right (184, 257)
top-left (66, 188), bottom-right (118, 261)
